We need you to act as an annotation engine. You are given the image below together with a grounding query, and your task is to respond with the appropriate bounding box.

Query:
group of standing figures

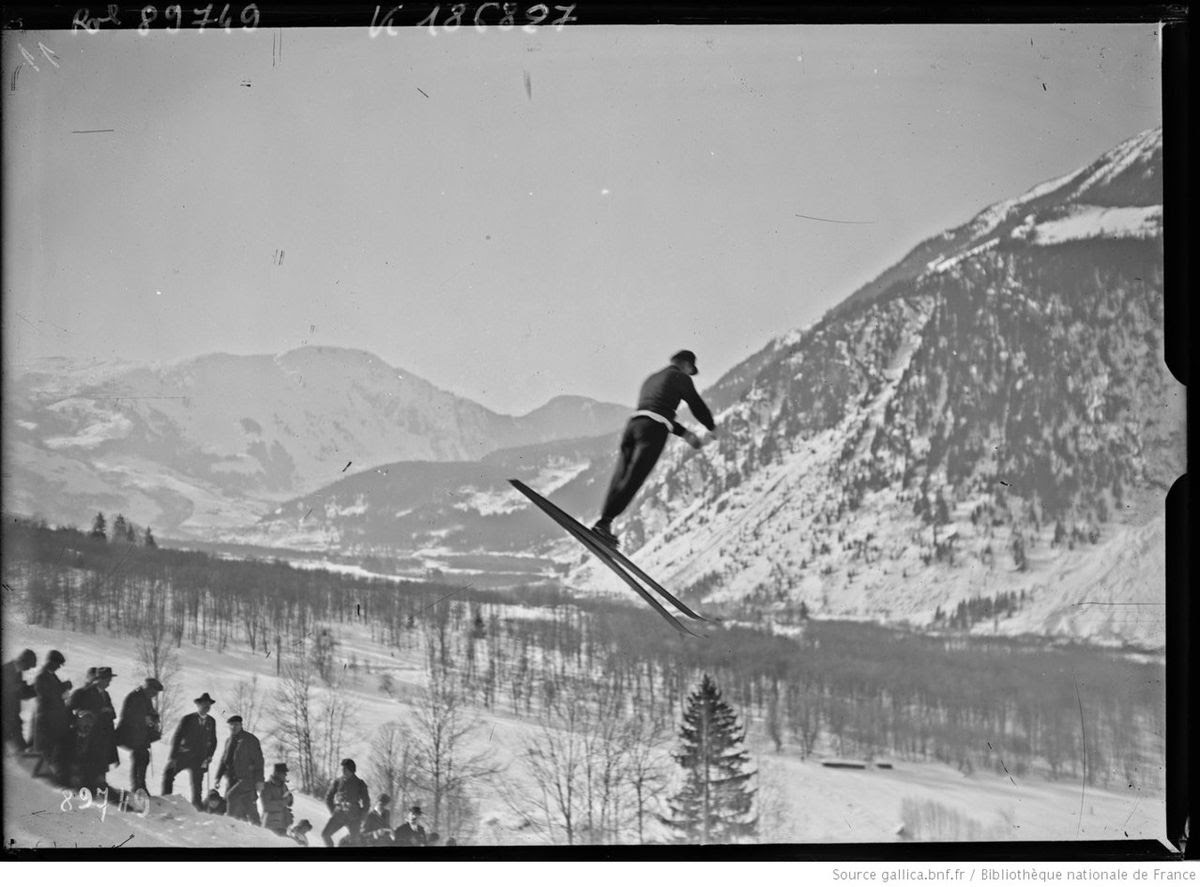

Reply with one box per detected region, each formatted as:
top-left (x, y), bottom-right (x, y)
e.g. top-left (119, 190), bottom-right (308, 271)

top-left (3, 648), bottom-right (161, 797)
top-left (4, 649), bottom-right (440, 848)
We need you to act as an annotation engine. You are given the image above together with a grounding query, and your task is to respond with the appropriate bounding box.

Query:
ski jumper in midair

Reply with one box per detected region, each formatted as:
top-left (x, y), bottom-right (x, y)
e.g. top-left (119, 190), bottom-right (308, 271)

top-left (591, 350), bottom-right (716, 548)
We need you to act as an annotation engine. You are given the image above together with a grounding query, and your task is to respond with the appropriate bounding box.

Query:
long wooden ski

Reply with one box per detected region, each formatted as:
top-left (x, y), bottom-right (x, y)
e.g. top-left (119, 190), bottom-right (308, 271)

top-left (509, 479), bottom-right (703, 638)
top-left (597, 536), bottom-right (718, 624)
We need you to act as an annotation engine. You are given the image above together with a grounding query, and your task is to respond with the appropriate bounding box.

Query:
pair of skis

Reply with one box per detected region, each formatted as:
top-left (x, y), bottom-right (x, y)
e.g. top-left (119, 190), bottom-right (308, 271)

top-left (508, 479), bottom-right (715, 638)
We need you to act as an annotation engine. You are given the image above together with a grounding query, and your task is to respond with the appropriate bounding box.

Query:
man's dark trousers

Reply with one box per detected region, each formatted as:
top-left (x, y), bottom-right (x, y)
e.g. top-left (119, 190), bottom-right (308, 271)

top-left (130, 747), bottom-right (150, 794)
top-left (600, 417), bottom-right (670, 523)
top-left (322, 812), bottom-right (362, 846)
top-left (162, 759), bottom-right (205, 809)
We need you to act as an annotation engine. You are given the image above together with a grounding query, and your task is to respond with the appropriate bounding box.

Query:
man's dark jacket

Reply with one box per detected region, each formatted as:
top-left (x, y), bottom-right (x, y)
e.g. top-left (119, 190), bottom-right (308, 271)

top-left (325, 773), bottom-right (370, 816)
top-left (169, 711), bottom-right (218, 766)
top-left (636, 365), bottom-right (716, 435)
top-left (116, 687), bottom-right (161, 749)
top-left (32, 668), bottom-right (71, 752)
top-left (215, 730), bottom-right (264, 784)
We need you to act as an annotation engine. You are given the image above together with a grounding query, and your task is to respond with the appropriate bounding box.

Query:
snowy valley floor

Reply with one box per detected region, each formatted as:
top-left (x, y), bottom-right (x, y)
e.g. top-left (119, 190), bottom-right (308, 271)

top-left (2, 618), bottom-right (1168, 850)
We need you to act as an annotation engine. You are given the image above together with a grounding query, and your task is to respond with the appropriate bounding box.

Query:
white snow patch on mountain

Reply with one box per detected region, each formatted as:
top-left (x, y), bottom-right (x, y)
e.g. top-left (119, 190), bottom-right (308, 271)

top-left (455, 487), bottom-right (526, 516)
top-left (1014, 205), bottom-right (1162, 245)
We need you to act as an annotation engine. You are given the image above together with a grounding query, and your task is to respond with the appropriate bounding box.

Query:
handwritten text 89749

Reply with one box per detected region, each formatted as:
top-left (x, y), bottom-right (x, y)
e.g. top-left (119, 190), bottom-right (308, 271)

top-left (72, 4), bottom-right (261, 32)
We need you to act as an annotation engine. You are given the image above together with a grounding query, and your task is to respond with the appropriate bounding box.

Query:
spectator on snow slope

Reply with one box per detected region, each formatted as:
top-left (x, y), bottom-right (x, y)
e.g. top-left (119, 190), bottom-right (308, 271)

top-left (115, 677), bottom-right (163, 795)
top-left (591, 350), bottom-right (717, 549)
top-left (2, 649), bottom-right (38, 751)
top-left (322, 757), bottom-right (370, 847)
top-left (31, 650), bottom-right (72, 782)
top-left (162, 692), bottom-right (219, 809)
top-left (360, 792), bottom-right (394, 845)
top-left (260, 762), bottom-right (295, 835)
top-left (393, 804), bottom-right (428, 847)
top-left (214, 715), bottom-right (264, 823)
top-left (204, 788), bottom-right (228, 815)
top-left (289, 818), bottom-right (313, 846)
top-left (68, 666), bottom-right (119, 792)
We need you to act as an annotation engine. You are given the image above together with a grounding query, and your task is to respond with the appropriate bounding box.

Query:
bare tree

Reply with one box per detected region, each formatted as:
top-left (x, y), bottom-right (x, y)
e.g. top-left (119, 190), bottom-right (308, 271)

top-left (368, 721), bottom-right (417, 810)
top-left (136, 581), bottom-right (182, 733)
top-left (269, 653), bottom-right (319, 792)
top-left (229, 675), bottom-right (266, 736)
top-left (619, 710), bottom-right (672, 844)
top-left (408, 668), bottom-right (499, 839)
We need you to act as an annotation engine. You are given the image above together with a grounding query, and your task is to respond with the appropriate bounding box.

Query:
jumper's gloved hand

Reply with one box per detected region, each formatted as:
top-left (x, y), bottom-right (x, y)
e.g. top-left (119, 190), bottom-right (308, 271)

top-left (682, 430), bottom-right (704, 450)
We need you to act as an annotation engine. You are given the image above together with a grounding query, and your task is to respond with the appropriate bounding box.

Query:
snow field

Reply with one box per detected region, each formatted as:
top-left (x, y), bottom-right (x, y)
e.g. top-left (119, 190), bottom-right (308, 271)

top-left (3, 612), bottom-right (1166, 848)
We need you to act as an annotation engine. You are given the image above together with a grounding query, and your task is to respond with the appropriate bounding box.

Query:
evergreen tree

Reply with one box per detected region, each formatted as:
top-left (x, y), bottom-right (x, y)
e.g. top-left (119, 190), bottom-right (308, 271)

top-left (663, 674), bottom-right (757, 844)
top-left (112, 514), bottom-right (129, 543)
top-left (143, 526), bottom-right (157, 548)
top-left (125, 521), bottom-right (137, 544)
top-left (90, 512), bottom-right (108, 541)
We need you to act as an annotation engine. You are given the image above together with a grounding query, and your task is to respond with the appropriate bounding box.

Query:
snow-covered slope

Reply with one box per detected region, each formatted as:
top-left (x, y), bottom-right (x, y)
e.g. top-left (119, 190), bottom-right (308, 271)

top-left (2, 618), bottom-right (1166, 848)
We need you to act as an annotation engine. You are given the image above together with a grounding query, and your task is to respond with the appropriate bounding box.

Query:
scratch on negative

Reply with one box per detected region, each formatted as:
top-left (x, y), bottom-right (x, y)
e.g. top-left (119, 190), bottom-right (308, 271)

top-left (1073, 675), bottom-right (1087, 838)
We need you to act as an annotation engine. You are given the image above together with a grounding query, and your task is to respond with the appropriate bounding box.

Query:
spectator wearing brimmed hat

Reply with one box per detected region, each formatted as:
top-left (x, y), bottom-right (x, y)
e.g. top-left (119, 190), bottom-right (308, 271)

top-left (361, 792), bottom-right (394, 845)
top-left (260, 762), bottom-right (295, 835)
top-left (67, 665), bottom-right (119, 792)
top-left (215, 715), bottom-right (264, 823)
top-left (116, 677), bottom-right (164, 795)
top-left (2, 649), bottom-right (38, 751)
top-left (393, 804), bottom-right (428, 846)
top-left (163, 692), bottom-right (218, 809)
top-left (322, 758), bottom-right (370, 847)
top-left (31, 650), bottom-right (72, 782)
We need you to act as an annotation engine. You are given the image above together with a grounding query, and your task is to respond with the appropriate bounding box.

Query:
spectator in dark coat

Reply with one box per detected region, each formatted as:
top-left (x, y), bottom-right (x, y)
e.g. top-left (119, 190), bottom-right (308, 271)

top-left (260, 762), bottom-right (295, 835)
top-left (115, 678), bottom-right (163, 795)
top-left (360, 793), bottom-right (394, 845)
top-left (322, 758), bottom-right (370, 847)
top-left (162, 692), bottom-right (219, 809)
top-left (2, 649), bottom-right (38, 751)
top-left (68, 666), bottom-right (119, 792)
top-left (214, 715), bottom-right (264, 823)
top-left (204, 788), bottom-right (227, 815)
top-left (393, 805), bottom-right (428, 847)
top-left (31, 651), bottom-right (72, 781)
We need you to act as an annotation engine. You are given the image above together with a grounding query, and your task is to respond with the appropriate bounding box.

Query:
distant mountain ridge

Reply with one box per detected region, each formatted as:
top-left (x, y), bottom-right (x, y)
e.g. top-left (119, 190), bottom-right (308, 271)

top-left (2, 346), bottom-right (629, 535)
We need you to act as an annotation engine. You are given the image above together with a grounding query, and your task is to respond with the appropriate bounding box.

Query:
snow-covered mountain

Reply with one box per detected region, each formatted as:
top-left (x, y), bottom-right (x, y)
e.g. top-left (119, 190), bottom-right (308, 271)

top-left (2, 346), bottom-right (628, 537)
top-left (572, 126), bottom-right (1178, 647)
top-left (245, 128), bottom-right (1178, 648)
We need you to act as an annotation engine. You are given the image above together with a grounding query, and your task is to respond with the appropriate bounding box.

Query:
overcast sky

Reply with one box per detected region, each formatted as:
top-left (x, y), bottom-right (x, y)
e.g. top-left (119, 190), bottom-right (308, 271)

top-left (3, 23), bottom-right (1161, 414)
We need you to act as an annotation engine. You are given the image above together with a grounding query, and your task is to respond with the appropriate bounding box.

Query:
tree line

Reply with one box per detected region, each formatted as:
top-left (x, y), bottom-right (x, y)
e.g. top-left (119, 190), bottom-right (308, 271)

top-left (5, 515), bottom-right (1165, 811)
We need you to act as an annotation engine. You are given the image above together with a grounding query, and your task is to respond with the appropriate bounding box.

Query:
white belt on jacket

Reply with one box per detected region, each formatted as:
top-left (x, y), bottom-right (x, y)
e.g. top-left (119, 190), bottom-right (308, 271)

top-left (631, 410), bottom-right (674, 430)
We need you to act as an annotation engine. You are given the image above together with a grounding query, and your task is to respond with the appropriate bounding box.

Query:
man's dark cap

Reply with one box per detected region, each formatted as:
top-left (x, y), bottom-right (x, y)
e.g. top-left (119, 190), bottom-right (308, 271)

top-left (227, 715), bottom-right (243, 725)
top-left (295, 819), bottom-right (312, 831)
top-left (410, 805), bottom-right (423, 816)
top-left (273, 762), bottom-right (288, 774)
top-left (341, 758), bottom-right (356, 772)
top-left (194, 692), bottom-right (216, 706)
top-left (47, 650), bottom-right (66, 665)
top-left (378, 793), bottom-right (392, 805)
top-left (97, 666), bottom-right (116, 679)
top-left (145, 677), bottom-right (164, 692)
top-left (18, 649), bottom-right (37, 668)
top-left (671, 349), bottom-right (698, 370)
